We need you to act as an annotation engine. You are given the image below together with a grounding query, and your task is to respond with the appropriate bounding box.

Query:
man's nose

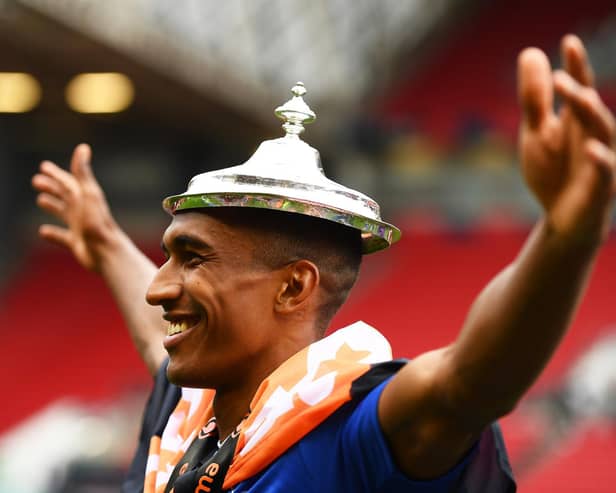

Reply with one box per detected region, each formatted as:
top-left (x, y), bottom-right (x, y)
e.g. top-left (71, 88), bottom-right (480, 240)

top-left (146, 261), bottom-right (182, 306)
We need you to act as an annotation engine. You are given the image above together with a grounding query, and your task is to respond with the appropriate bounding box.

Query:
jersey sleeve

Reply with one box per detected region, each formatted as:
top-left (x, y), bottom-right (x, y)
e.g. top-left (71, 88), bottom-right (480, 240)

top-left (338, 378), bottom-right (516, 492)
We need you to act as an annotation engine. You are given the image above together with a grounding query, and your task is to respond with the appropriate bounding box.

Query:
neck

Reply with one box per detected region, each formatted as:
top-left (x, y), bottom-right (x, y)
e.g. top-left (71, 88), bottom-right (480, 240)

top-left (213, 386), bottom-right (252, 441)
top-left (212, 348), bottom-right (288, 440)
top-left (212, 326), bottom-right (319, 439)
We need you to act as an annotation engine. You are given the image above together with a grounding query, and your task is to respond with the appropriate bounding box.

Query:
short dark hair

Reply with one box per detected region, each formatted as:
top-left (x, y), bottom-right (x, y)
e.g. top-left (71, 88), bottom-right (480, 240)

top-left (202, 207), bottom-right (362, 334)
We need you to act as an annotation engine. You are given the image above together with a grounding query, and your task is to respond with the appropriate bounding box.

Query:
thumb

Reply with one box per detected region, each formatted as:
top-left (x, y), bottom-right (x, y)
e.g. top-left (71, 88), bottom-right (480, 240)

top-left (70, 143), bottom-right (95, 183)
top-left (518, 47), bottom-right (554, 130)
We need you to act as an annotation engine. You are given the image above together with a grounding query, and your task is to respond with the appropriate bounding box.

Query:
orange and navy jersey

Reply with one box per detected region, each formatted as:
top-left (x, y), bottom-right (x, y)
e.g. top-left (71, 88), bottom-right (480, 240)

top-left (122, 322), bottom-right (514, 493)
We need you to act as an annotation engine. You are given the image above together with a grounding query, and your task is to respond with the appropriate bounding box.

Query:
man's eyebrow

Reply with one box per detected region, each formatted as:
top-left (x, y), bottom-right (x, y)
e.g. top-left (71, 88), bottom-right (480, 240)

top-left (163, 234), bottom-right (214, 253)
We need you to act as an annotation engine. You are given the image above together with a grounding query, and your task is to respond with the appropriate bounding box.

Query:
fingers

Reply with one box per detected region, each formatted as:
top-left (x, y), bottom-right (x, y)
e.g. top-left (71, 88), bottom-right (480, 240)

top-left (32, 172), bottom-right (64, 197)
top-left (586, 138), bottom-right (616, 181)
top-left (32, 161), bottom-right (77, 220)
top-left (36, 160), bottom-right (78, 195)
top-left (38, 224), bottom-right (73, 249)
top-left (70, 143), bottom-right (95, 183)
top-left (518, 47), bottom-right (554, 130)
top-left (554, 70), bottom-right (616, 146)
top-left (36, 192), bottom-right (65, 219)
top-left (33, 143), bottom-right (96, 200)
top-left (562, 34), bottom-right (594, 87)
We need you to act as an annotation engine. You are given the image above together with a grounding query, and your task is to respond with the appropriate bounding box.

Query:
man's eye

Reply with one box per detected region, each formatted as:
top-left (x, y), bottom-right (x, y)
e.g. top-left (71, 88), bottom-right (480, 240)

top-left (185, 254), bottom-right (204, 267)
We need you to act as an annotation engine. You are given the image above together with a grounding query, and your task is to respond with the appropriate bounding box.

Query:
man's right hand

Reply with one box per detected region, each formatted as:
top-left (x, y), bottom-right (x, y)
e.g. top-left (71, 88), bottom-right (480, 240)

top-left (32, 143), bottom-right (119, 272)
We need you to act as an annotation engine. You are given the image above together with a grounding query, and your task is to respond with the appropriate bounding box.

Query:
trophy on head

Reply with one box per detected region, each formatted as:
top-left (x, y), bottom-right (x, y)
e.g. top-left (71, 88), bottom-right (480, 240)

top-left (163, 82), bottom-right (401, 254)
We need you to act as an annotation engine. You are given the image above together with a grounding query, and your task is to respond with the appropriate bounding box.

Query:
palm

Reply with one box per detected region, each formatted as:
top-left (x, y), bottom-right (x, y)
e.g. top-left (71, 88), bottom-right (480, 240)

top-left (64, 207), bottom-right (98, 271)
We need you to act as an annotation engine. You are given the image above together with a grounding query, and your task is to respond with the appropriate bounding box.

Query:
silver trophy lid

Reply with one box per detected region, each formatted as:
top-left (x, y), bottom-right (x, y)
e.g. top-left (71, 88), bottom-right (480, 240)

top-left (163, 82), bottom-right (401, 254)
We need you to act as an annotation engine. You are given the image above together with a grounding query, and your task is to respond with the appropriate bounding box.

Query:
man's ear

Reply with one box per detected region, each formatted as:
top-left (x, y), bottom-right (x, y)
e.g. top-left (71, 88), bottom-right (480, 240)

top-left (274, 260), bottom-right (319, 314)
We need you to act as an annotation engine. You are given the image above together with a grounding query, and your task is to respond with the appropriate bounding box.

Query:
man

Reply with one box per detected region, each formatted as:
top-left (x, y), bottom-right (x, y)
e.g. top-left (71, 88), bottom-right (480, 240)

top-left (33, 35), bottom-right (615, 492)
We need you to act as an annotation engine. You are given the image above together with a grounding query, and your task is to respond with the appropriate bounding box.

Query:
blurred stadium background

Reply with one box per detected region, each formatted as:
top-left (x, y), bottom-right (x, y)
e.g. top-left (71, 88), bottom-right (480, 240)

top-left (1, 0), bottom-right (615, 491)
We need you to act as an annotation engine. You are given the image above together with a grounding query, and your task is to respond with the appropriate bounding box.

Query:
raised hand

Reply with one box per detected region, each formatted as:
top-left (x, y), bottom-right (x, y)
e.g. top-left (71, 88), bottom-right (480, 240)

top-left (32, 143), bottom-right (166, 374)
top-left (518, 34), bottom-right (616, 247)
top-left (379, 35), bottom-right (616, 482)
top-left (32, 143), bottom-right (118, 271)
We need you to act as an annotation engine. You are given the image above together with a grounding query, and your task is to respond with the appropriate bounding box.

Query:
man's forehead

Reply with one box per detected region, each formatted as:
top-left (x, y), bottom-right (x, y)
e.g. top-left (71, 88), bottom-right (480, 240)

top-left (163, 211), bottom-right (221, 238)
top-left (162, 210), bottom-right (255, 248)
top-left (168, 209), bottom-right (217, 225)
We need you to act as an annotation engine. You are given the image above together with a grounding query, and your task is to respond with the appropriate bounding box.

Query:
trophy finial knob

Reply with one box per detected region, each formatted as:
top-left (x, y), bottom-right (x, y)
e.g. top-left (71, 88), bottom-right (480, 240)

top-left (275, 81), bottom-right (316, 137)
top-left (291, 82), bottom-right (307, 97)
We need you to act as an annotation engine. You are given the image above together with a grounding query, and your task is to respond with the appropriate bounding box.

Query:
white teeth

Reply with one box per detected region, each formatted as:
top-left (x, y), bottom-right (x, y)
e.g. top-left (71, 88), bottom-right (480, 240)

top-left (167, 321), bottom-right (188, 336)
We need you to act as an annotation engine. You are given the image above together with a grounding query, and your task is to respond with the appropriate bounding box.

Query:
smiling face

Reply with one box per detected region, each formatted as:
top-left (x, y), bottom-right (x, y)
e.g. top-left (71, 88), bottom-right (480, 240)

top-left (146, 210), bottom-right (290, 389)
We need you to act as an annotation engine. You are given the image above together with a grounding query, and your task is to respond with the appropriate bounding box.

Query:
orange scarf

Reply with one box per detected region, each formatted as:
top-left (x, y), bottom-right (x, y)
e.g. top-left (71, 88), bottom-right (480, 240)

top-left (144, 321), bottom-right (392, 492)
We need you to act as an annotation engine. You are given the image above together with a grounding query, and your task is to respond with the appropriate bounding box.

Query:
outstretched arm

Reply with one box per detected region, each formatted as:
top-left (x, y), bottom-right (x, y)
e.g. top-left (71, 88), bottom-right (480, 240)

top-left (379, 35), bottom-right (615, 479)
top-left (32, 144), bottom-right (167, 376)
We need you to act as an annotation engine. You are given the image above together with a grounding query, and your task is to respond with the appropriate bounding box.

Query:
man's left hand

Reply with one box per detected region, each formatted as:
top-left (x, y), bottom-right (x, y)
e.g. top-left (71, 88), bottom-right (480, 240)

top-left (519, 34), bottom-right (615, 248)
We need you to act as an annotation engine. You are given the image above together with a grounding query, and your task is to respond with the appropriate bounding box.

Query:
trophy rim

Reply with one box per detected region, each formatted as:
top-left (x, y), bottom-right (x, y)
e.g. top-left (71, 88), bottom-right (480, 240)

top-left (163, 191), bottom-right (401, 254)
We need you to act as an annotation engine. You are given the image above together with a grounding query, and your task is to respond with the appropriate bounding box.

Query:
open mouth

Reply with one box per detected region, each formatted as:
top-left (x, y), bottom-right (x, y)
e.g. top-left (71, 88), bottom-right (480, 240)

top-left (165, 315), bottom-right (202, 337)
top-left (168, 321), bottom-right (190, 336)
